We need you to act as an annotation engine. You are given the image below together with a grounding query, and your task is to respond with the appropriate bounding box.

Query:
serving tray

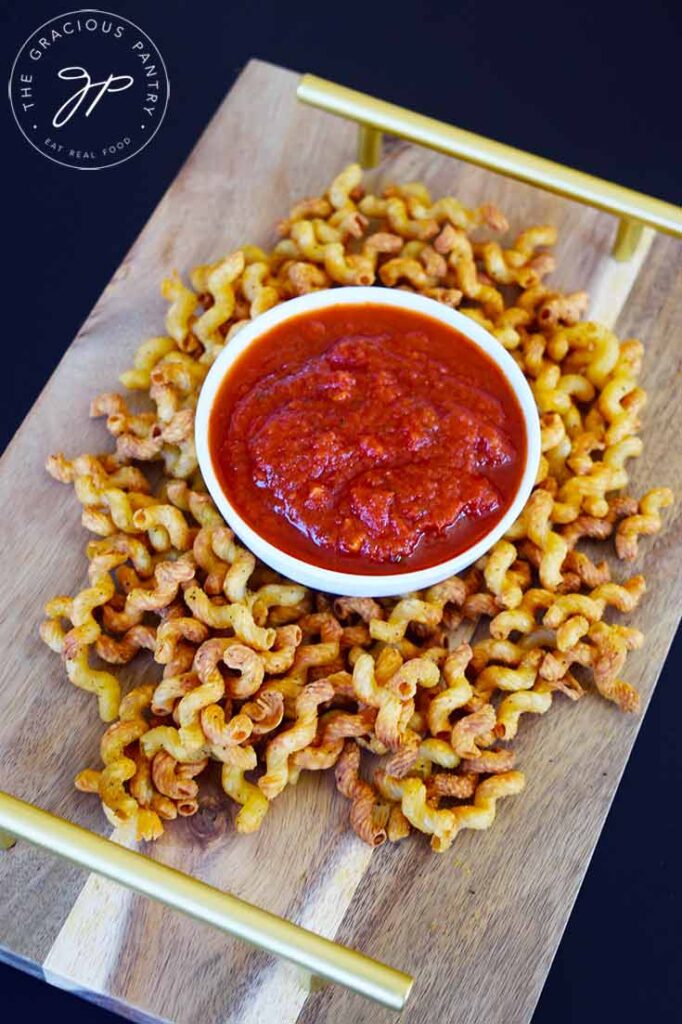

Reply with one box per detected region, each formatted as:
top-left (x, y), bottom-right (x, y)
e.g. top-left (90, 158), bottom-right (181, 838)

top-left (1, 59), bottom-right (680, 1024)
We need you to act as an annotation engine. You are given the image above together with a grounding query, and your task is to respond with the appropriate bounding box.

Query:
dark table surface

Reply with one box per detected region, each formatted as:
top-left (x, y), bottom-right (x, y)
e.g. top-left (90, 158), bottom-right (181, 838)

top-left (3, 1), bottom-right (680, 1021)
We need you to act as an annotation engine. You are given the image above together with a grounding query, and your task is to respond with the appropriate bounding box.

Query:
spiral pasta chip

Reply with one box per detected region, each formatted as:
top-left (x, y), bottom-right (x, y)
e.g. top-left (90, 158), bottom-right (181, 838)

top-left (40, 164), bottom-right (672, 852)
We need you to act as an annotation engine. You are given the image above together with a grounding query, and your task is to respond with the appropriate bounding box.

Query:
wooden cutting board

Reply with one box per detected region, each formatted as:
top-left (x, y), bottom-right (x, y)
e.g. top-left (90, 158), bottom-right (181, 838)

top-left (1, 59), bottom-right (680, 1024)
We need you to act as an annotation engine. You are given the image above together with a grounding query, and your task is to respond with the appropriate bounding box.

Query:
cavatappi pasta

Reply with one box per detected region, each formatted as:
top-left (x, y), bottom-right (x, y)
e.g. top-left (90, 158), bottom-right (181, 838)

top-left (41, 165), bottom-right (673, 850)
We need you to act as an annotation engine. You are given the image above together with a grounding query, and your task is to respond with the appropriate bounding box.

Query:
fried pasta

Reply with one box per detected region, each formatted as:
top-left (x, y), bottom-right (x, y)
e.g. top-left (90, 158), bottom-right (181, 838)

top-left (41, 165), bottom-right (673, 850)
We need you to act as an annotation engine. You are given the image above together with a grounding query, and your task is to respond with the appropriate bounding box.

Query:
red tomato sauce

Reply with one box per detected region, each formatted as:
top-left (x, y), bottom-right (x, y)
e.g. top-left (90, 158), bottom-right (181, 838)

top-left (209, 304), bottom-right (526, 575)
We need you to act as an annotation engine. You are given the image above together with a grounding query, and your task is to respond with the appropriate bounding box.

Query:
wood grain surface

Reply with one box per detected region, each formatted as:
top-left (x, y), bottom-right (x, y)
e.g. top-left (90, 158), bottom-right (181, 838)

top-left (0, 59), bottom-right (680, 1024)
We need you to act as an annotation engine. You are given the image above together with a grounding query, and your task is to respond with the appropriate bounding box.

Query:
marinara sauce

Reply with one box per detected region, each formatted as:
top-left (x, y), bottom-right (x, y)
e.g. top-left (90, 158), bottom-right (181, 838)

top-left (209, 304), bottom-right (526, 575)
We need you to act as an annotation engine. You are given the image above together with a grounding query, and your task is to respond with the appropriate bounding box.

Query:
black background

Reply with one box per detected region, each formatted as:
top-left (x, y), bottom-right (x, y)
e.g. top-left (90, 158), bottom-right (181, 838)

top-left (2, 1), bottom-right (680, 1021)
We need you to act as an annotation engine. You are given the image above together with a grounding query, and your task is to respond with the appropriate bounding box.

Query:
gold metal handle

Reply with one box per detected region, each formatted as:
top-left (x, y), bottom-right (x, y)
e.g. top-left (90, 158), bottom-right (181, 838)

top-left (0, 791), bottom-right (413, 1011)
top-left (297, 74), bottom-right (682, 261)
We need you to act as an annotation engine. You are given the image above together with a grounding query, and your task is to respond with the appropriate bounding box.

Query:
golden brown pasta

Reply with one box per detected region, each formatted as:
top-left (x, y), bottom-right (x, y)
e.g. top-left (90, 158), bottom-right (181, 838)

top-left (615, 488), bottom-right (674, 560)
top-left (336, 741), bottom-right (387, 847)
top-left (259, 679), bottom-right (334, 799)
top-left (41, 163), bottom-right (672, 851)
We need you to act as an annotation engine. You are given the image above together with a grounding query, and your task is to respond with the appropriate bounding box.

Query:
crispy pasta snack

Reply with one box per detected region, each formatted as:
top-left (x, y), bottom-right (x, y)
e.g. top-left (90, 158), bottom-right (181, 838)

top-left (42, 165), bottom-right (672, 849)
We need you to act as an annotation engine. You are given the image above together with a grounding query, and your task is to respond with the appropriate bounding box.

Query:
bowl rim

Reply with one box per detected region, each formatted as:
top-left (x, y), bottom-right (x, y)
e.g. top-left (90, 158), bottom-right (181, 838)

top-left (195, 286), bottom-right (541, 597)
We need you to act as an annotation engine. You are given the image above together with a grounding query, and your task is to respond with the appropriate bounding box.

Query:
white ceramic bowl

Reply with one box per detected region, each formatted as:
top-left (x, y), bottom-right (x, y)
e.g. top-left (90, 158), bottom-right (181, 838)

top-left (195, 287), bottom-right (540, 597)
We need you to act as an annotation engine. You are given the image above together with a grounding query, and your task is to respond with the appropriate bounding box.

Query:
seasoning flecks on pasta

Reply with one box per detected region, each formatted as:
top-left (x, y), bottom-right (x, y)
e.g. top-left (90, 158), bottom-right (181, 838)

top-left (41, 165), bottom-right (673, 850)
